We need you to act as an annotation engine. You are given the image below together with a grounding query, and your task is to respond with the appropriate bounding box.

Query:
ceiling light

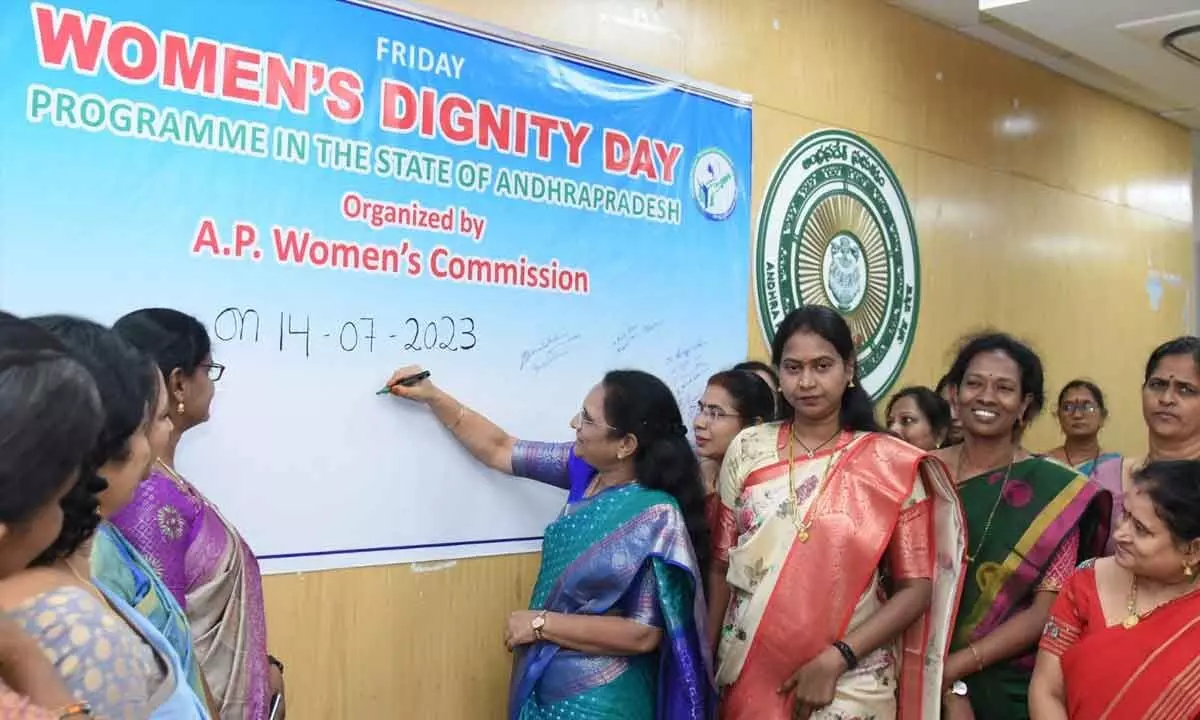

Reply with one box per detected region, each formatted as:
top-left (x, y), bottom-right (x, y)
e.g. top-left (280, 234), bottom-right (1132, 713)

top-left (979, 0), bottom-right (1032, 10)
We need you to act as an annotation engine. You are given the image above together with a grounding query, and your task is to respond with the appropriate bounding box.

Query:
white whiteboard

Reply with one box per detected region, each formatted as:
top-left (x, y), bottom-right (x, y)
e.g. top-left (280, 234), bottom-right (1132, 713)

top-left (0, 0), bottom-right (751, 573)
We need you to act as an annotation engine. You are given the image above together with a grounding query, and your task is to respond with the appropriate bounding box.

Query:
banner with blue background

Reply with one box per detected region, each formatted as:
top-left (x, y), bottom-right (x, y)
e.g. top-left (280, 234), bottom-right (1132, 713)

top-left (0, 0), bottom-right (752, 572)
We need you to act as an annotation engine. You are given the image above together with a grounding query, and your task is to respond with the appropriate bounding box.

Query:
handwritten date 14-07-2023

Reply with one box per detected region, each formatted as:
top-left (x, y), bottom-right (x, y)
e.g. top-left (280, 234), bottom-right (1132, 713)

top-left (212, 308), bottom-right (477, 357)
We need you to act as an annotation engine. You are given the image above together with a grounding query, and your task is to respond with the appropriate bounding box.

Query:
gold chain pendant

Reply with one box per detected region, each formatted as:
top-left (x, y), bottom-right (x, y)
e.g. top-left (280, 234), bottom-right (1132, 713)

top-left (797, 528), bottom-right (810, 543)
top-left (1122, 614), bottom-right (1139, 629)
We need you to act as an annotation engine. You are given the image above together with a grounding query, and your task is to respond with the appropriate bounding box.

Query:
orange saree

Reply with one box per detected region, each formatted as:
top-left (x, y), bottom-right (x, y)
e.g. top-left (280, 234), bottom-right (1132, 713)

top-left (1041, 562), bottom-right (1200, 719)
top-left (714, 425), bottom-right (965, 720)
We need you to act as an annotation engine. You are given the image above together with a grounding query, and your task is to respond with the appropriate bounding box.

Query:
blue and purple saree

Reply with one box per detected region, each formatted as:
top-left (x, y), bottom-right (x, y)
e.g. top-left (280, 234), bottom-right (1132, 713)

top-left (509, 441), bottom-right (714, 720)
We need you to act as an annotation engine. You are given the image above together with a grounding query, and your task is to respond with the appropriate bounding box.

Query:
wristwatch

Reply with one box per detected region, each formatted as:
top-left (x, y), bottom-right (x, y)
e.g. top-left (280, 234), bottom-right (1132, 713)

top-left (949, 680), bottom-right (968, 697)
top-left (531, 611), bottom-right (548, 641)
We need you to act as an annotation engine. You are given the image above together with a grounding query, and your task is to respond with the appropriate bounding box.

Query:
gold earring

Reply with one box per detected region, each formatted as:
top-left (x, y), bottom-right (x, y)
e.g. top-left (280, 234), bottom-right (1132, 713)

top-left (848, 379), bottom-right (856, 388)
top-left (1185, 563), bottom-right (1195, 578)
top-left (177, 401), bottom-right (185, 415)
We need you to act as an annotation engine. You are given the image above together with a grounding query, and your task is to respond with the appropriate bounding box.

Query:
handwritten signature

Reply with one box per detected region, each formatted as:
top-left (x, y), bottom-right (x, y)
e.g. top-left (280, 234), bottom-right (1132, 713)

top-left (520, 331), bottom-right (582, 372)
top-left (613, 321), bottom-right (664, 353)
top-left (665, 340), bottom-right (710, 404)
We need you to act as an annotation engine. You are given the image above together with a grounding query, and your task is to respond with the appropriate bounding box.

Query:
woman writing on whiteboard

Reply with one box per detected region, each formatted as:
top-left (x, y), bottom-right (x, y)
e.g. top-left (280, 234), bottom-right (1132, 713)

top-left (385, 365), bottom-right (715, 719)
top-left (112, 309), bottom-right (283, 720)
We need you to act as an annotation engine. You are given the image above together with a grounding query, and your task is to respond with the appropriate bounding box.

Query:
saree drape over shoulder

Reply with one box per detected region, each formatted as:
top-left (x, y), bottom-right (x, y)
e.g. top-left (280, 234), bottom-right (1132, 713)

top-left (712, 424), bottom-right (966, 720)
top-left (91, 521), bottom-right (207, 703)
top-left (110, 468), bottom-right (269, 720)
top-left (510, 441), bottom-right (715, 720)
top-left (953, 456), bottom-right (1111, 720)
top-left (1041, 562), bottom-right (1200, 719)
top-left (1073, 453), bottom-right (1125, 555)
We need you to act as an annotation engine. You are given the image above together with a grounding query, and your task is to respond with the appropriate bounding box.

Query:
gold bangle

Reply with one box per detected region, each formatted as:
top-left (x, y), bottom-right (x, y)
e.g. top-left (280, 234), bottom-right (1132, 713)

top-left (447, 403), bottom-right (467, 431)
top-left (968, 643), bottom-right (985, 673)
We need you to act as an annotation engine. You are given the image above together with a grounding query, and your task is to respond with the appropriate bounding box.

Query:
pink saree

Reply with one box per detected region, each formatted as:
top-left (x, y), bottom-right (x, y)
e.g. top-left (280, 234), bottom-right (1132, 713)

top-left (110, 466), bottom-right (269, 720)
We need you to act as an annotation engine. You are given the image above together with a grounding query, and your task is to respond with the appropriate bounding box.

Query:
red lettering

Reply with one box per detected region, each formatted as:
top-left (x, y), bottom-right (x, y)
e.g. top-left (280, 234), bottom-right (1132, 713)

top-left (380, 80), bottom-right (418, 132)
top-left (361, 246), bottom-right (380, 272)
top-left (419, 87), bottom-right (437, 139)
top-left (32, 4), bottom-right (107, 73)
top-left (440, 94), bottom-right (473, 144)
top-left (161, 33), bottom-right (217, 94)
top-left (265, 55), bottom-right (308, 113)
top-left (232, 222), bottom-right (257, 257)
top-left (513, 111), bottom-right (529, 157)
top-left (340, 191), bottom-right (360, 221)
top-left (528, 115), bottom-right (557, 162)
top-left (272, 227), bottom-right (311, 264)
top-left (325, 69), bottom-right (363, 123)
top-left (105, 23), bottom-right (156, 82)
top-left (628, 139), bottom-right (658, 182)
top-left (653, 140), bottom-right (683, 184)
top-left (560, 121), bottom-right (592, 168)
top-left (406, 250), bottom-right (422, 277)
top-left (603, 130), bottom-right (632, 175)
top-left (191, 219), bottom-right (221, 256)
top-left (308, 239), bottom-right (330, 267)
top-left (429, 246), bottom-right (450, 278)
top-left (477, 101), bottom-right (510, 153)
top-left (222, 47), bottom-right (261, 104)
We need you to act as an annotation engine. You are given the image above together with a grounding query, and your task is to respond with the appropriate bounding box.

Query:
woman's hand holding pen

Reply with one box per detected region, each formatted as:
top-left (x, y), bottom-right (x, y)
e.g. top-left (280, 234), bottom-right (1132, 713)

top-left (382, 365), bottom-right (438, 402)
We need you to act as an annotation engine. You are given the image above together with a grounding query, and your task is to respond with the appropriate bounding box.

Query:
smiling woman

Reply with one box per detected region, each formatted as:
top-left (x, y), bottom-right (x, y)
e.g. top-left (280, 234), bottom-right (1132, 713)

top-left (1030, 460), bottom-right (1200, 720)
top-left (934, 333), bottom-right (1112, 720)
top-left (382, 365), bottom-right (714, 719)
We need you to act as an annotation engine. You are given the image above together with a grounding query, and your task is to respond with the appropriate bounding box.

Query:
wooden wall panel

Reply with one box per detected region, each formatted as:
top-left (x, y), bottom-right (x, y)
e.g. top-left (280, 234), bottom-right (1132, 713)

top-left (260, 1), bottom-right (1194, 717)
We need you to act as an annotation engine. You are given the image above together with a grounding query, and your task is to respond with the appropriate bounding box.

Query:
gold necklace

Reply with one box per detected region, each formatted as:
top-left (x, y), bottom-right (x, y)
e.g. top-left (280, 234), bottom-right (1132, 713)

top-left (957, 447), bottom-right (1015, 564)
top-left (156, 458), bottom-right (185, 486)
top-left (1123, 574), bottom-right (1198, 629)
top-left (786, 431), bottom-right (842, 543)
top-left (1123, 575), bottom-right (1142, 629)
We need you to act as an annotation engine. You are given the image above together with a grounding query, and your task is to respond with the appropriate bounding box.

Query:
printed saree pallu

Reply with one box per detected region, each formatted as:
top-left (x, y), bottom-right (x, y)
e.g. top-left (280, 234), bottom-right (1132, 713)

top-left (952, 457), bottom-right (1111, 720)
top-left (715, 426), bottom-right (965, 720)
top-left (509, 482), bottom-right (714, 720)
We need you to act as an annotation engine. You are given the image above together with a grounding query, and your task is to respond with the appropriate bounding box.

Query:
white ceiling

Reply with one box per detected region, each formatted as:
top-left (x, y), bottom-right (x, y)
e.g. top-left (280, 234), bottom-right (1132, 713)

top-left (888, 0), bottom-right (1200, 130)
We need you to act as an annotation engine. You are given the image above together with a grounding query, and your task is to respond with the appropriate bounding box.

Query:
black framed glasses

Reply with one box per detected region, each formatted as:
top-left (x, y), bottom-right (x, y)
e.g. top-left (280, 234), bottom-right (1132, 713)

top-left (202, 362), bottom-right (225, 382)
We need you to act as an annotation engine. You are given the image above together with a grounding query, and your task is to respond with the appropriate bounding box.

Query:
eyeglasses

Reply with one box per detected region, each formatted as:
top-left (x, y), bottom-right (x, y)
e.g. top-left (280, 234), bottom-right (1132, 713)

top-left (1060, 402), bottom-right (1098, 415)
top-left (202, 362), bottom-right (225, 382)
top-left (573, 408), bottom-right (615, 431)
top-left (695, 403), bottom-right (740, 422)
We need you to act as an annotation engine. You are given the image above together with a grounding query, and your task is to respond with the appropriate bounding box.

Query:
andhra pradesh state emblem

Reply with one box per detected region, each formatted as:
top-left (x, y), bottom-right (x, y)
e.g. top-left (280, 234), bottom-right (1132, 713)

top-left (754, 129), bottom-right (920, 400)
